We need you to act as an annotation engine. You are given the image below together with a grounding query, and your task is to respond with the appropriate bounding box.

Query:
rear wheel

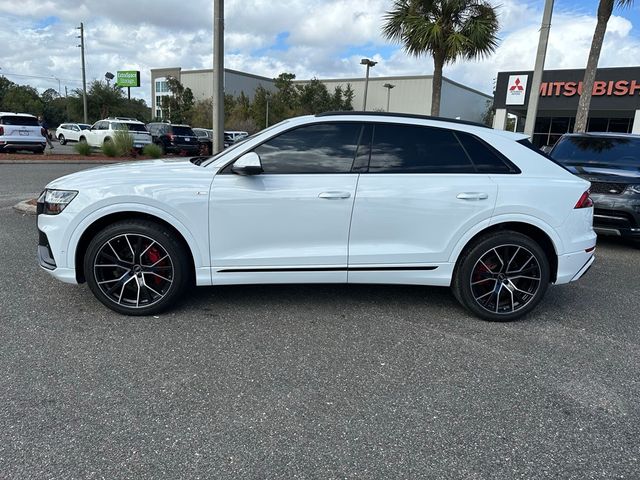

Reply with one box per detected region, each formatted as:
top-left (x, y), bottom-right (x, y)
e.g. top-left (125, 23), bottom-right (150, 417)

top-left (79, 136), bottom-right (86, 143)
top-left (58, 134), bottom-right (66, 145)
top-left (452, 231), bottom-right (550, 322)
top-left (84, 220), bottom-right (190, 316)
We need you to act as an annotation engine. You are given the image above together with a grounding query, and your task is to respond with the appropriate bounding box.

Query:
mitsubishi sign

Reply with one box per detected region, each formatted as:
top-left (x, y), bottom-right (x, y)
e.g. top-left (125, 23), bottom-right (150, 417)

top-left (505, 75), bottom-right (528, 105)
top-left (494, 67), bottom-right (640, 111)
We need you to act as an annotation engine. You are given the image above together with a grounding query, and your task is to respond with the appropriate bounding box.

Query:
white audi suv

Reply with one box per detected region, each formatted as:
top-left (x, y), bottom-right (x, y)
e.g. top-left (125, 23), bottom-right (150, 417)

top-left (37, 113), bottom-right (596, 321)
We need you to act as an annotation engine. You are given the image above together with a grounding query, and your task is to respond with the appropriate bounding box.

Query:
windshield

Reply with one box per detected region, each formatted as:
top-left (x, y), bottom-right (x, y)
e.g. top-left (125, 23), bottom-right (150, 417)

top-left (551, 136), bottom-right (640, 170)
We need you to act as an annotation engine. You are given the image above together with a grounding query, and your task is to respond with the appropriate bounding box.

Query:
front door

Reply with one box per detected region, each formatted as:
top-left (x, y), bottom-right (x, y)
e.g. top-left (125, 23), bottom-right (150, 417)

top-left (209, 122), bottom-right (365, 284)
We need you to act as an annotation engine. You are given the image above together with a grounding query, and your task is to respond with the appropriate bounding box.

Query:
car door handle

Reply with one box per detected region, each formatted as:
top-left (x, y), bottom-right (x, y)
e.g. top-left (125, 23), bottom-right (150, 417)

top-left (457, 192), bottom-right (489, 201)
top-left (319, 191), bottom-right (351, 199)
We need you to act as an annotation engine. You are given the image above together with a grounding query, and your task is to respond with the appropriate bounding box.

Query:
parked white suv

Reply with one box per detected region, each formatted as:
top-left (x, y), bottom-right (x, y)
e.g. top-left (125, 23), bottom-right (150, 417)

top-left (55, 123), bottom-right (91, 145)
top-left (37, 113), bottom-right (596, 321)
top-left (0, 112), bottom-right (47, 153)
top-left (81, 117), bottom-right (151, 150)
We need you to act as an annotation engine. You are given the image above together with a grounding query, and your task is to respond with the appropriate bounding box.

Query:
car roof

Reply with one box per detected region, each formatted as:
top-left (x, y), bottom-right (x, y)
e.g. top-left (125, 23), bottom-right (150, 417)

top-left (0, 112), bottom-right (37, 118)
top-left (560, 132), bottom-right (640, 139)
top-left (316, 110), bottom-right (489, 129)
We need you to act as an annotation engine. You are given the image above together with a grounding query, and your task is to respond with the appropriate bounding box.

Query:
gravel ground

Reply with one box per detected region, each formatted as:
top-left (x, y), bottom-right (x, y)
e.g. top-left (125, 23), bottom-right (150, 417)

top-left (1, 164), bottom-right (639, 479)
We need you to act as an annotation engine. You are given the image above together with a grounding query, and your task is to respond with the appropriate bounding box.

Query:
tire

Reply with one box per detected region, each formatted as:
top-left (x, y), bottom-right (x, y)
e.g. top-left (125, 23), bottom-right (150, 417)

top-left (452, 231), bottom-right (550, 322)
top-left (79, 136), bottom-right (86, 143)
top-left (58, 135), bottom-right (66, 145)
top-left (84, 220), bottom-right (191, 316)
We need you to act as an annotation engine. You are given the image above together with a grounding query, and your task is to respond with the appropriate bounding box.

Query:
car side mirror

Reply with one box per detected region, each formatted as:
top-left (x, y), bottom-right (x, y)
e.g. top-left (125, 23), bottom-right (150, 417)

top-left (232, 152), bottom-right (263, 176)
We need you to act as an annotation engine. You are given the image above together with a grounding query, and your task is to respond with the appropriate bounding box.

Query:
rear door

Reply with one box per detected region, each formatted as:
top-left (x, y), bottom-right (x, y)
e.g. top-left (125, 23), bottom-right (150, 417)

top-left (348, 123), bottom-right (502, 276)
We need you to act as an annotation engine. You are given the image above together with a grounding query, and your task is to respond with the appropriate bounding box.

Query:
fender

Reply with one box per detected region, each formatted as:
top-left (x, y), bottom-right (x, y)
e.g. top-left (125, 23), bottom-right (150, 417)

top-left (65, 202), bottom-right (208, 274)
top-left (447, 213), bottom-right (564, 264)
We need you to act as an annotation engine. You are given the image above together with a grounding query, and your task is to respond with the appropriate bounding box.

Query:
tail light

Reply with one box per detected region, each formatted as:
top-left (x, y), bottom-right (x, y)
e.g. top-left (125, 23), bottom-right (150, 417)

top-left (41, 127), bottom-right (47, 137)
top-left (0, 126), bottom-right (4, 135)
top-left (167, 134), bottom-right (175, 142)
top-left (574, 191), bottom-right (593, 209)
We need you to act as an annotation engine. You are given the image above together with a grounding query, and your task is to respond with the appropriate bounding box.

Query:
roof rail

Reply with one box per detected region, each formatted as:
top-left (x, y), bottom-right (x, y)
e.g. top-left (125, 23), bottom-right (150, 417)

top-left (315, 111), bottom-right (489, 128)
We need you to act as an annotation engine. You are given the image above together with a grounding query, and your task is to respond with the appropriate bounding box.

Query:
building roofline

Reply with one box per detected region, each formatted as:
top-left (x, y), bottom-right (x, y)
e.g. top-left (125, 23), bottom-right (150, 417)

top-left (497, 65), bottom-right (640, 76)
top-left (151, 67), bottom-right (275, 82)
top-left (292, 74), bottom-right (492, 98)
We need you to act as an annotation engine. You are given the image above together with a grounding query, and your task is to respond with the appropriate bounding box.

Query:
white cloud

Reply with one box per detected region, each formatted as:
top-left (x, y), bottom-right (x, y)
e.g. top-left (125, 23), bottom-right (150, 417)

top-left (0, 0), bottom-right (638, 104)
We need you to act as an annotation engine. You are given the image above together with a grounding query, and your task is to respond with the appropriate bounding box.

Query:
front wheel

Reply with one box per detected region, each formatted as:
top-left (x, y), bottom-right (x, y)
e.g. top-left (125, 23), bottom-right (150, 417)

top-left (84, 220), bottom-right (191, 315)
top-left (452, 231), bottom-right (550, 322)
top-left (58, 135), bottom-right (66, 145)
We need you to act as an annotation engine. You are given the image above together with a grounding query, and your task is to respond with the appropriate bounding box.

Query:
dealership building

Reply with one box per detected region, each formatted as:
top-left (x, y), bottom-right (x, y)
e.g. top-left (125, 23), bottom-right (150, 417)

top-left (493, 66), bottom-right (640, 147)
top-left (150, 67), bottom-right (492, 123)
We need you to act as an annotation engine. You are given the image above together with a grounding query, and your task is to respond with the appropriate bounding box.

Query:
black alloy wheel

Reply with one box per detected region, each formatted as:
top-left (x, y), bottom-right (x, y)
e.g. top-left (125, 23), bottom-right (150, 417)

top-left (453, 231), bottom-right (550, 322)
top-left (84, 220), bottom-right (190, 315)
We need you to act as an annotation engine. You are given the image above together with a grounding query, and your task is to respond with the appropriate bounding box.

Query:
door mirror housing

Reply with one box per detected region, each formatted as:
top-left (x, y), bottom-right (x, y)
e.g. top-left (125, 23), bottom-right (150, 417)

top-left (232, 152), bottom-right (263, 176)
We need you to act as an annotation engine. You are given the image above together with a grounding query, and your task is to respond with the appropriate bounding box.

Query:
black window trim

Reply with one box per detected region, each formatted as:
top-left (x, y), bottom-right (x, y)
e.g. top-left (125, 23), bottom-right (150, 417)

top-left (219, 121), bottom-right (368, 175)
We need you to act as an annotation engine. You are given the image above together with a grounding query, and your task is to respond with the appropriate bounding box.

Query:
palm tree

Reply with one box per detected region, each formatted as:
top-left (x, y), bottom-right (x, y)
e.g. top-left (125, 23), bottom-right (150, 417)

top-left (383, 0), bottom-right (499, 117)
top-left (574, 0), bottom-right (634, 132)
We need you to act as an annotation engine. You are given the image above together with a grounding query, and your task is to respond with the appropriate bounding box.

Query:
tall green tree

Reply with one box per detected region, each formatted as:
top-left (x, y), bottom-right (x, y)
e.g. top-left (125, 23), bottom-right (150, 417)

top-left (574, 0), bottom-right (634, 132)
top-left (162, 76), bottom-right (195, 123)
top-left (383, 0), bottom-right (499, 116)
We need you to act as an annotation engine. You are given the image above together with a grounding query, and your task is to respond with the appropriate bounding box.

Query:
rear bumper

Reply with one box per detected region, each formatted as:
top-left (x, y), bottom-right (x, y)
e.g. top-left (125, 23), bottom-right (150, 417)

top-left (165, 144), bottom-right (200, 154)
top-left (0, 141), bottom-right (45, 151)
top-left (555, 249), bottom-right (596, 284)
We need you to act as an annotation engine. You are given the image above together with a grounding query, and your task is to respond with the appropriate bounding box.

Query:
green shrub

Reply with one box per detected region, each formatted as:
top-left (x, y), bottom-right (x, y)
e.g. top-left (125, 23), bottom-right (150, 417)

top-left (101, 140), bottom-right (118, 157)
top-left (142, 143), bottom-right (163, 158)
top-left (74, 141), bottom-right (92, 156)
top-left (112, 127), bottom-right (134, 156)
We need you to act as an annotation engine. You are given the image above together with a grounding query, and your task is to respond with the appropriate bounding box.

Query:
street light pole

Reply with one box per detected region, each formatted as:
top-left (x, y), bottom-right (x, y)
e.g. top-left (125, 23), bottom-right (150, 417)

top-left (383, 83), bottom-right (395, 112)
top-left (77, 22), bottom-right (88, 123)
top-left (212, 0), bottom-right (225, 154)
top-left (524, 0), bottom-right (554, 138)
top-left (360, 58), bottom-right (377, 111)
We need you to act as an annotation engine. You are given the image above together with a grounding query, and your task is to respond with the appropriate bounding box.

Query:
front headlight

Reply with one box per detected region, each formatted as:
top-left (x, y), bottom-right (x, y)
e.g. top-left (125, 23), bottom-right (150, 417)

top-left (37, 189), bottom-right (78, 215)
top-left (625, 184), bottom-right (640, 195)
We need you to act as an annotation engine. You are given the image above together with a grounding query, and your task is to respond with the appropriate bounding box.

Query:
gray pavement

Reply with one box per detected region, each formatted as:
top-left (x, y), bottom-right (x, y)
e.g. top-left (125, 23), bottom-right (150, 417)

top-left (1, 164), bottom-right (639, 479)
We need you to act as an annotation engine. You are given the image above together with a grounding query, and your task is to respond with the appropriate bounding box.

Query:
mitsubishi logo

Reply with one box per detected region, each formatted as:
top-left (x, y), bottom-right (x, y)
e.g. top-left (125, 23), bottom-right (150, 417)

top-left (510, 78), bottom-right (524, 91)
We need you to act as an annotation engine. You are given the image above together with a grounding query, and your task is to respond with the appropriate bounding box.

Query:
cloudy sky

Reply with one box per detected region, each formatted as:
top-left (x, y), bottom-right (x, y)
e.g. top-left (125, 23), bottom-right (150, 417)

top-left (1, 0), bottom-right (639, 104)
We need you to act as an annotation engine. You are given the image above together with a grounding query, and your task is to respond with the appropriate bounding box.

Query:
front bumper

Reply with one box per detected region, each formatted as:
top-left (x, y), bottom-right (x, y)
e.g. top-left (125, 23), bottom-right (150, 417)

top-left (592, 194), bottom-right (640, 239)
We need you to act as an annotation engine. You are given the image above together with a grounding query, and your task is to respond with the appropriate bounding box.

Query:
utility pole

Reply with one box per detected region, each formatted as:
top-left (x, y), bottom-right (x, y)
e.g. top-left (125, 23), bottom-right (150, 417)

top-left (360, 58), bottom-right (377, 111)
top-left (524, 0), bottom-right (554, 138)
top-left (77, 22), bottom-right (88, 123)
top-left (383, 83), bottom-right (395, 112)
top-left (212, 0), bottom-right (224, 154)
top-left (265, 91), bottom-right (270, 128)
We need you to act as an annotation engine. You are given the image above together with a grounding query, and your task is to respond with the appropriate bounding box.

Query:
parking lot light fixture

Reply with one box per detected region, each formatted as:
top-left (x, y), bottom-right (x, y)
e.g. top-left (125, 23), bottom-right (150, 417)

top-left (360, 58), bottom-right (378, 111)
top-left (383, 83), bottom-right (395, 112)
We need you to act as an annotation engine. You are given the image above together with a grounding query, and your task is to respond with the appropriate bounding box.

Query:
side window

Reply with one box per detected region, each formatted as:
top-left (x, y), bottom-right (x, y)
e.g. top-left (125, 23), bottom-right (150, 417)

top-left (254, 123), bottom-right (363, 174)
top-left (97, 121), bottom-right (108, 130)
top-left (456, 131), bottom-right (517, 174)
top-left (72, 125), bottom-right (80, 132)
top-left (369, 124), bottom-right (475, 173)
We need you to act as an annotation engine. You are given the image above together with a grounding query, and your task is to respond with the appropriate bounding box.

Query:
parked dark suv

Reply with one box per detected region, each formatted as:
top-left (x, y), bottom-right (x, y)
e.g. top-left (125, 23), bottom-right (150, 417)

top-left (147, 122), bottom-right (199, 155)
top-left (550, 133), bottom-right (640, 241)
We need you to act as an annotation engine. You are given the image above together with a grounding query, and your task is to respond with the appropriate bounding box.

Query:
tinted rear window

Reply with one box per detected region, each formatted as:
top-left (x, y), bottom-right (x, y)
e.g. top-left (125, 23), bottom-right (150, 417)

top-left (172, 126), bottom-right (194, 136)
top-left (0, 116), bottom-right (39, 126)
top-left (369, 124), bottom-right (475, 173)
top-left (456, 131), bottom-right (516, 173)
top-left (113, 122), bottom-right (147, 132)
top-left (551, 136), bottom-right (640, 169)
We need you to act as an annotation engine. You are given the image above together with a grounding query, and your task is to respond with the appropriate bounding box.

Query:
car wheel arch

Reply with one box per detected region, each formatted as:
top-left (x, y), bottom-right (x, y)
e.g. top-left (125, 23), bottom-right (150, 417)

top-left (451, 221), bottom-right (559, 284)
top-left (73, 210), bottom-right (198, 284)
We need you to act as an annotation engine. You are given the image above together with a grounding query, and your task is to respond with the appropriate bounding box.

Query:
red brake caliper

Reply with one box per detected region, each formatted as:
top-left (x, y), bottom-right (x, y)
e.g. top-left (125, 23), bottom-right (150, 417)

top-left (146, 247), bottom-right (163, 285)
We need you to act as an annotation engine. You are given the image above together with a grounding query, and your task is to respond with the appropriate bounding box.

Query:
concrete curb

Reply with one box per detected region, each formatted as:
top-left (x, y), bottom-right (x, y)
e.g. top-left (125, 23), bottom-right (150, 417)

top-left (13, 199), bottom-right (37, 215)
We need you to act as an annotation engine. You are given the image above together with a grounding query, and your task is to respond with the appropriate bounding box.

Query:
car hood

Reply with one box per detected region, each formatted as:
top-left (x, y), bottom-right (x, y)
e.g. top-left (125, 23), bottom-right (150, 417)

top-left (46, 158), bottom-right (212, 190)
top-left (565, 165), bottom-right (640, 184)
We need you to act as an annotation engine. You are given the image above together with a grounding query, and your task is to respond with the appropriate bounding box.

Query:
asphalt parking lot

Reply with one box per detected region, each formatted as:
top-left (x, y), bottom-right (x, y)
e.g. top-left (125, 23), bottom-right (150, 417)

top-left (1, 163), bottom-right (639, 479)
